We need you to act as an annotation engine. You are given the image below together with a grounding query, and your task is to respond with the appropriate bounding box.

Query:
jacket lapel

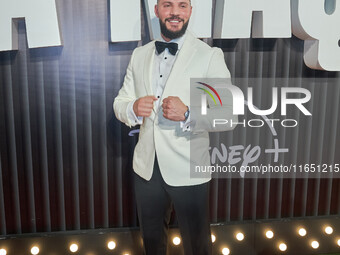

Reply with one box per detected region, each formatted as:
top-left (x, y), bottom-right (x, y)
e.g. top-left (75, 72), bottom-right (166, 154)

top-left (143, 43), bottom-right (155, 96)
top-left (143, 43), bottom-right (159, 116)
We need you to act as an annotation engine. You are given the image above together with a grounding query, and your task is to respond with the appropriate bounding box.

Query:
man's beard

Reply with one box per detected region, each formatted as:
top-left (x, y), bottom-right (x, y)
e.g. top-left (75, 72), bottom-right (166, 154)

top-left (159, 16), bottom-right (189, 40)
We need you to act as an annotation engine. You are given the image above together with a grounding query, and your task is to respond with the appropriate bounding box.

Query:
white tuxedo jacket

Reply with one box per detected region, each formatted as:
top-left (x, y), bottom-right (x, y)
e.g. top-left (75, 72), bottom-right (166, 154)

top-left (114, 31), bottom-right (236, 186)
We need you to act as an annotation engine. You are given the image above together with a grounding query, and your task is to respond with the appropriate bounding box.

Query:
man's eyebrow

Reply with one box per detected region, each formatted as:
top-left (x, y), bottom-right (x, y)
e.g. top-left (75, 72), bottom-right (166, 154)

top-left (161, 1), bottom-right (189, 4)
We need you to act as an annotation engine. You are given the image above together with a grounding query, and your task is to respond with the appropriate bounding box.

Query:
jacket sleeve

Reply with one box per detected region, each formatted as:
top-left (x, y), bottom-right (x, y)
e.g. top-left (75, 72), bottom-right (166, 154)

top-left (113, 50), bottom-right (139, 128)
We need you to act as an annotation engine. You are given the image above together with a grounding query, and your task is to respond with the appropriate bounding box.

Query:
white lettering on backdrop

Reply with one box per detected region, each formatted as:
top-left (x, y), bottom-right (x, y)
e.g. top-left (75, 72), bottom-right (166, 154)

top-left (291, 0), bottom-right (340, 71)
top-left (0, 0), bottom-right (61, 51)
top-left (0, 0), bottom-right (339, 71)
top-left (213, 0), bottom-right (291, 38)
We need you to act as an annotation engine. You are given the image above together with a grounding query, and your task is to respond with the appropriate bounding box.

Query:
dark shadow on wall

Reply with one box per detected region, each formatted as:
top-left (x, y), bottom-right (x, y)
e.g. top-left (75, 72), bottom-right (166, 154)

top-left (0, 51), bottom-right (18, 65)
top-left (29, 46), bottom-right (63, 62)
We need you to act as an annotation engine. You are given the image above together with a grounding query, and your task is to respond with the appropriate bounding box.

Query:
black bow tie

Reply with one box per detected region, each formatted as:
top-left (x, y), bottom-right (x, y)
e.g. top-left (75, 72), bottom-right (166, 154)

top-left (155, 41), bottom-right (178, 55)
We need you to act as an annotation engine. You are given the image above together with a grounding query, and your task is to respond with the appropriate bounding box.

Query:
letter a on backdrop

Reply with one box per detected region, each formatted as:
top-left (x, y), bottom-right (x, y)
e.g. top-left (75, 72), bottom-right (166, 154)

top-left (0, 0), bottom-right (61, 51)
top-left (110, 0), bottom-right (141, 42)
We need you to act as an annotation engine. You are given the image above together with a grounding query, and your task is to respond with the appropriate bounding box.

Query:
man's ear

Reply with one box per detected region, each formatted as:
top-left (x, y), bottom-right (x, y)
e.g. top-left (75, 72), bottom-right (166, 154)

top-left (154, 5), bottom-right (159, 18)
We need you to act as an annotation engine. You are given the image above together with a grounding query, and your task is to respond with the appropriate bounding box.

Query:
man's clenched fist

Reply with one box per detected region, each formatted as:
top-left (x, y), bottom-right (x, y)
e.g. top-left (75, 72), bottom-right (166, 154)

top-left (162, 96), bottom-right (187, 121)
top-left (133, 96), bottom-right (157, 117)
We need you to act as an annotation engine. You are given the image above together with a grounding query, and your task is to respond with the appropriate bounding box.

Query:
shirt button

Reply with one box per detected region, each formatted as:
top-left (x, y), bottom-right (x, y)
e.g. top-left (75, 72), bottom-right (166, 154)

top-left (157, 96), bottom-right (160, 98)
top-left (160, 75), bottom-right (163, 78)
top-left (165, 57), bottom-right (167, 60)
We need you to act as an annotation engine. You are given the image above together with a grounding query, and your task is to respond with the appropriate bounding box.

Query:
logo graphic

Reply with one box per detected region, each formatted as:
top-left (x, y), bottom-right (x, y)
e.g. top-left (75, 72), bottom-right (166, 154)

top-left (192, 79), bottom-right (291, 178)
top-left (196, 82), bottom-right (223, 106)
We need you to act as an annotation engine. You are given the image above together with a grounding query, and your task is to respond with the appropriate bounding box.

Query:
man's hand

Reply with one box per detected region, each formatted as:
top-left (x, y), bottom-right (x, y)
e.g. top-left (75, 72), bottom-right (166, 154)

top-left (162, 96), bottom-right (187, 121)
top-left (133, 96), bottom-right (157, 117)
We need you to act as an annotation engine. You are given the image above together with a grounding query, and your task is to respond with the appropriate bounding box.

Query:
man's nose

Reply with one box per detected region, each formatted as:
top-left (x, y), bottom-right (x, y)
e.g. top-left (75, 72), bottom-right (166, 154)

top-left (170, 5), bottom-right (180, 16)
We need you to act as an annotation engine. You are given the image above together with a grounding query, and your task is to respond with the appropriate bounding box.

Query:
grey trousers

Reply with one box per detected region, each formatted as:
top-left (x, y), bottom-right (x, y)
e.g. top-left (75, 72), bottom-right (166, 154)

top-left (134, 158), bottom-right (212, 255)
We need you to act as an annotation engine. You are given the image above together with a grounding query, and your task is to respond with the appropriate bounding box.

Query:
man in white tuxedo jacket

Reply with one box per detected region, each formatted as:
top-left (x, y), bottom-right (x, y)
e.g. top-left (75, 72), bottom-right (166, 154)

top-left (114, 0), bottom-right (236, 254)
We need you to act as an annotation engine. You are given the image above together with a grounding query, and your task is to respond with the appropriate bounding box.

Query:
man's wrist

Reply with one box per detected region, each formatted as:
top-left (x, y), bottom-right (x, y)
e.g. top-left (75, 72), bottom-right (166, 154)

top-left (127, 99), bottom-right (143, 125)
top-left (133, 99), bottom-right (138, 116)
